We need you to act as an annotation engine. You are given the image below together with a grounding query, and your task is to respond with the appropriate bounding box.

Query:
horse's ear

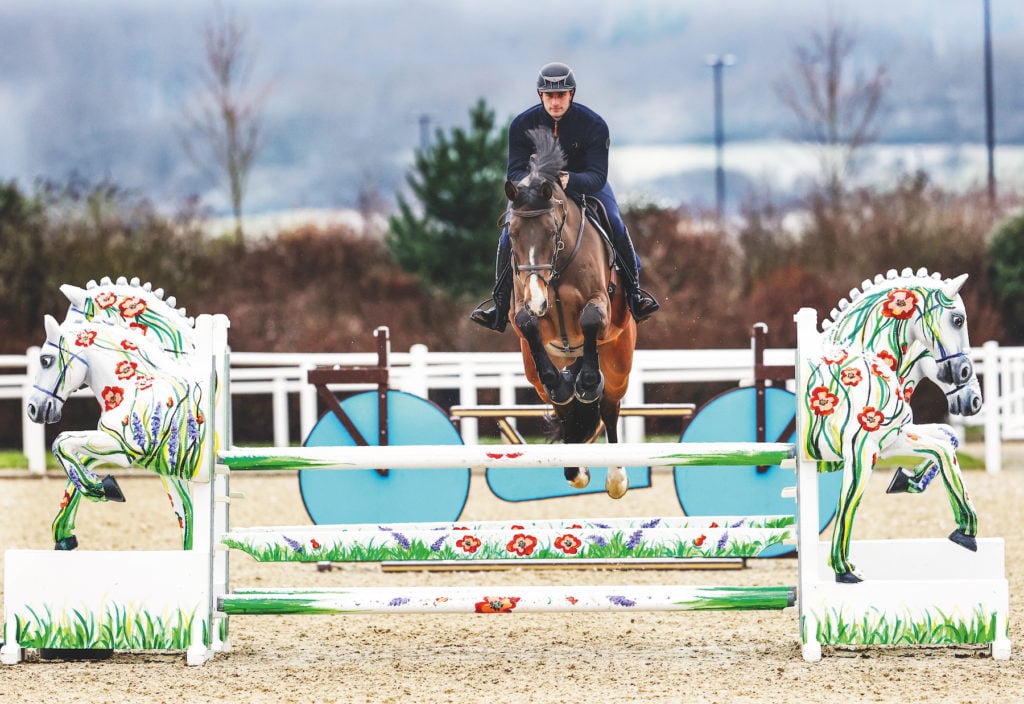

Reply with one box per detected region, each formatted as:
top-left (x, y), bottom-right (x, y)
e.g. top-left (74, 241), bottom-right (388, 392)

top-left (505, 181), bottom-right (518, 201)
top-left (540, 181), bottom-right (553, 200)
top-left (943, 273), bottom-right (969, 298)
top-left (44, 314), bottom-right (61, 340)
top-left (60, 283), bottom-right (87, 308)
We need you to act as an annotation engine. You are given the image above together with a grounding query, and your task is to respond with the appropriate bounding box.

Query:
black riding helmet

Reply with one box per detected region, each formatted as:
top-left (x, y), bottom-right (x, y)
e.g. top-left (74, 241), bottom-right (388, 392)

top-left (537, 62), bottom-right (576, 93)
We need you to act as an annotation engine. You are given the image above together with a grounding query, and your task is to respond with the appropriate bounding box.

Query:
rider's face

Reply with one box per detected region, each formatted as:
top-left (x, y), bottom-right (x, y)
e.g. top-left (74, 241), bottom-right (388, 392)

top-left (540, 90), bottom-right (573, 120)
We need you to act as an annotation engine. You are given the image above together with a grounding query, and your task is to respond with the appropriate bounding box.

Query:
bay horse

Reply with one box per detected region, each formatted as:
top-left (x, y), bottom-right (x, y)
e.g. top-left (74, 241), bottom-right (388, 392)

top-left (504, 127), bottom-right (637, 499)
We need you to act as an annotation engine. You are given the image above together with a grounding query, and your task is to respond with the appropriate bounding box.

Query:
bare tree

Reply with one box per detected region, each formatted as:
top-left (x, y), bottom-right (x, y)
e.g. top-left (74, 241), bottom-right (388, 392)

top-left (181, 5), bottom-right (268, 244)
top-left (776, 9), bottom-right (888, 204)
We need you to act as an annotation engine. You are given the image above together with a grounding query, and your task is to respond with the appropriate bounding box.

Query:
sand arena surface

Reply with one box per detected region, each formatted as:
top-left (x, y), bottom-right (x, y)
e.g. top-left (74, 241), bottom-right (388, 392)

top-left (1, 447), bottom-right (1023, 704)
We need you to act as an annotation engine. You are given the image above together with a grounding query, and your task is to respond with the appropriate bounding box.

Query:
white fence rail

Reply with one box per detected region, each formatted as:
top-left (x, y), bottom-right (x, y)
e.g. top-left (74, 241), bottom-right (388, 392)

top-left (6, 341), bottom-right (1024, 474)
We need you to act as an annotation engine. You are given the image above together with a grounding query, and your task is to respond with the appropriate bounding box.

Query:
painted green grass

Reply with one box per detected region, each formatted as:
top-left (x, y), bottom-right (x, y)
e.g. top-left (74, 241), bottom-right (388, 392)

top-left (810, 605), bottom-right (1000, 646)
top-left (13, 603), bottom-right (206, 650)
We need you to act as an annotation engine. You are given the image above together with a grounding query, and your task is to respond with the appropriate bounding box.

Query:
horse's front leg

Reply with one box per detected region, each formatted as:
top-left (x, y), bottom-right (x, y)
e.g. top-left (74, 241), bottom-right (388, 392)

top-left (573, 302), bottom-right (605, 403)
top-left (514, 309), bottom-right (573, 404)
top-left (50, 430), bottom-right (130, 550)
top-left (601, 399), bottom-right (627, 499)
top-left (883, 423), bottom-right (978, 550)
top-left (831, 443), bottom-right (876, 583)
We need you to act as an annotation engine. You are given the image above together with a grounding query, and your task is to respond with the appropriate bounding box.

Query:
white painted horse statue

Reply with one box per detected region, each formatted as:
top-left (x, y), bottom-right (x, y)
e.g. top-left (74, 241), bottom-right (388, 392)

top-left (803, 268), bottom-right (982, 582)
top-left (26, 294), bottom-right (208, 551)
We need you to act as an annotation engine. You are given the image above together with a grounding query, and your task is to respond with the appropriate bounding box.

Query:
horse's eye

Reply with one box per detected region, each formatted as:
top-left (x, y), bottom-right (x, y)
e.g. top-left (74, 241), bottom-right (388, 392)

top-left (952, 313), bottom-right (965, 329)
top-left (40, 354), bottom-right (55, 369)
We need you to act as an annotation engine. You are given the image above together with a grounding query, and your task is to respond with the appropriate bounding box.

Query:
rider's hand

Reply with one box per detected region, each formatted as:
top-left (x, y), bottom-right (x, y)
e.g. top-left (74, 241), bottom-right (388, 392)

top-left (559, 171), bottom-right (569, 189)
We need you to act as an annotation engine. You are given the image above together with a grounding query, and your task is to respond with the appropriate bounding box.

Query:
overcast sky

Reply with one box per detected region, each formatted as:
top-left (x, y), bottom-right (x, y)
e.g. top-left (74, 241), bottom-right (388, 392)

top-left (1, 0), bottom-right (1021, 214)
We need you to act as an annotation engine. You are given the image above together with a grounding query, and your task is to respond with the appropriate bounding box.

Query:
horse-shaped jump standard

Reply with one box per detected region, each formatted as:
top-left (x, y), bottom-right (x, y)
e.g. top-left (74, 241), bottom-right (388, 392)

top-left (26, 314), bottom-right (209, 551)
top-left (802, 268), bottom-right (982, 582)
top-left (504, 128), bottom-right (637, 499)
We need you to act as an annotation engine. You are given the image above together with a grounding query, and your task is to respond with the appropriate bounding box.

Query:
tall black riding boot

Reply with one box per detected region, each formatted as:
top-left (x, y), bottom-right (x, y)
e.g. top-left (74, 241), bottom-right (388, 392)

top-left (612, 233), bottom-right (660, 323)
top-left (469, 240), bottom-right (513, 332)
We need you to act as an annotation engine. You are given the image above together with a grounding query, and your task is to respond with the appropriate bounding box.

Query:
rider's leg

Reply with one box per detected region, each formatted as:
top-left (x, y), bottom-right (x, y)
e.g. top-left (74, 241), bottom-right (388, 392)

top-left (593, 185), bottom-right (660, 323)
top-left (469, 227), bottom-right (513, 332)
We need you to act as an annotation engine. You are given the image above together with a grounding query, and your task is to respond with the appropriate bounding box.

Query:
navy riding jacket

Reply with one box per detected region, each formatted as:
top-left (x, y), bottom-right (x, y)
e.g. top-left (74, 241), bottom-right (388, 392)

top-left (507, 102), bottom-right (611, 198)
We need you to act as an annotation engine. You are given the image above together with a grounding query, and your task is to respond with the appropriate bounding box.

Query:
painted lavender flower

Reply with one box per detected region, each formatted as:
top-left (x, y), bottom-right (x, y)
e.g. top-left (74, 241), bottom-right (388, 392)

top-left (186, 411), bottom-right (200, 444)
top-left (717, 531), bottom-right (730, 550)
top-left (390, 531), bottom-right (411, 549)
top-left (388, 597), bottom-right (410, 607)
top-left (641, 518), bottom-right (662, 529)
top-left (625, 530), bottom-right (643, 550)
top-left (281, 535), bottom-right (305, 554)
top-left (149, 402), bottom-right (164, 438)
top-left (608, 595), bottom-right (636, 607)
top-left (430, 535), bottom-right (447, 552)
top-left (167, 423), bottom-right (179, 462)
top-left (131, 412), bottom-right (146, 447)
top-left (588, 534), bottom-right (608, 547)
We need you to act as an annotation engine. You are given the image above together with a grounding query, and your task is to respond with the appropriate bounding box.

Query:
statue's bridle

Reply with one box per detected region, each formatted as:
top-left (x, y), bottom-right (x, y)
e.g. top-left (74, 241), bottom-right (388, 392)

top-left (33, 338), bottom-right (88, 401)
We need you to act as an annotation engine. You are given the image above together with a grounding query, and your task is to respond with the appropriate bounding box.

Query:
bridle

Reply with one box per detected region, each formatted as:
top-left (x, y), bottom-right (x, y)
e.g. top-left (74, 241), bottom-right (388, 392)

top-left (508, 195), bottom-right (588, 353)
top-left (33, 338), bottom-right (89, 402)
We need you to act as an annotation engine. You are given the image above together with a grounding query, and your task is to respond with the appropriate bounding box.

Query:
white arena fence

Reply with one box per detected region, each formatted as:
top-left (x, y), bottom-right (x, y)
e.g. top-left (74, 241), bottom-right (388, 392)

top-left (5, 340), bottom-right (1022, 474)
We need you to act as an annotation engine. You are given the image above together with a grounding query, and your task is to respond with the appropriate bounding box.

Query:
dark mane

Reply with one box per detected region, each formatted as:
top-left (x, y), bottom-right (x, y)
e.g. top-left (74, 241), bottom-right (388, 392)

top-left (526, 127), bottom-right (566, 185)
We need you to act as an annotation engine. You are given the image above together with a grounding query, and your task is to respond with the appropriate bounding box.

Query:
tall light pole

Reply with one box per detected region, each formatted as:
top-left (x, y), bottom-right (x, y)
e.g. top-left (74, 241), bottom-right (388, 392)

top-left (706, 54), bottom-right (736, 224)
top-left (983, 0), bottom-right (997, 209)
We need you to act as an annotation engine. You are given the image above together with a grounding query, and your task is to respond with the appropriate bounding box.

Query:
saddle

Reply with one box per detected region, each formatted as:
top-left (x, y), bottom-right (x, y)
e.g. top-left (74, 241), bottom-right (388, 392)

top-left (573, 194), bottom-right (616, 266)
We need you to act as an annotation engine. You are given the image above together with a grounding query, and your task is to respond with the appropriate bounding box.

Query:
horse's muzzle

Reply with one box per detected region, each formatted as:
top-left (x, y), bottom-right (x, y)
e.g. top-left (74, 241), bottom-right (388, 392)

top-left (947, 376), bottom-right (983, 417)
top-left (27, 395), bottom-right (63, 424)
top-left (936, 355), bottom-right (974, 386)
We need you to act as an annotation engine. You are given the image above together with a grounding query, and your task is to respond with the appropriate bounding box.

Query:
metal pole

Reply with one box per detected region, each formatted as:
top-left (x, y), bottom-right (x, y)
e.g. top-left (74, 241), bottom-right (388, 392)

top-left (983, 0), bottom-right (996, 209)
top-left (705, 54), bottom-right (735, 224)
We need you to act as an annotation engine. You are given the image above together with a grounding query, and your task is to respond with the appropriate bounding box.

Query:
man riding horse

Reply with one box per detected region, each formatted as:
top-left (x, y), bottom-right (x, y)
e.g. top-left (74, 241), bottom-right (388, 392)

top-left (471, 62), bottom-right (660, 332)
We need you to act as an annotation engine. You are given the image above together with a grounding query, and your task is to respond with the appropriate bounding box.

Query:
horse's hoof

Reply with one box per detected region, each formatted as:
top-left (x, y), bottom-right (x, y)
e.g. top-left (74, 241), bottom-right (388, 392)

top-left (547, 370), bottom-right (575, 406)
top-left (574, 373), bottom-right (604, 404)
top-left (102, 475), bottom-right (126, 502)
top-left (606, 467), bottom-right (628, 499)
top-left (886, 467), bottom-right (912, 494)
top-left (565, 466), bottom-right (590, 489)
top-left (949, 529), bottom-right (978, 552)
top-left (835, 570), bottom-right (863, 584)
top-left (54, 536), bottom-right (78, 551)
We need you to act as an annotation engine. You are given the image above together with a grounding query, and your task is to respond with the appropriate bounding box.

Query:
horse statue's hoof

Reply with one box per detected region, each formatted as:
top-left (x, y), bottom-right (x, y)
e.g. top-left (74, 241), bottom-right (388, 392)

top-left (102, 475), bottom-right (126, 502)
top-left (949, 529), bottom-right (978, 552)
top-left (886, 467), bottom-right (912, 494)
top-left (54, 536), bottom-right (78, 551)
top-left (835, 571), bottom-right (863, 584)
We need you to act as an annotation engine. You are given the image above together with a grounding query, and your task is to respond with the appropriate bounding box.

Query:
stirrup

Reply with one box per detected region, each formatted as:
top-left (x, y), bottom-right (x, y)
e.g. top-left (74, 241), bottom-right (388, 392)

top-left (629, 291), bottom-right (660, 323)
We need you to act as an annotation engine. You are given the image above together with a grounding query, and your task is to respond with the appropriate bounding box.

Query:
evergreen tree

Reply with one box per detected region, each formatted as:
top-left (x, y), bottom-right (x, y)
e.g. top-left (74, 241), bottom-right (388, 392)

top-left (989, 212), bottom-right (1024, 342)
top-left (387, 99), bottom-right (509, 297)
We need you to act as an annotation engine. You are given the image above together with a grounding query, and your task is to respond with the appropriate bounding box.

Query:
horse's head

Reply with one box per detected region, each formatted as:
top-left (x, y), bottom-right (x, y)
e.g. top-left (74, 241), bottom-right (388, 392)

top-left (27, 315), bottom-right (91, 424)
top-left (505, 128), bottom-right (569, 318)
top-left (911, 273), bottom-right (981, 415)
top-left (826, 268), bottom-right (981, 417)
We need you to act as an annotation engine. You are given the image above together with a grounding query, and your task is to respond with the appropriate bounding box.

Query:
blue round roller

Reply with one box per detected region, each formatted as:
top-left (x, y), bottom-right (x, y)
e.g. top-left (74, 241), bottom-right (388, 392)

top-left (300, 390), bottom-right (469, 525)
top-left (674, 386), bottom-right (842, 557)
